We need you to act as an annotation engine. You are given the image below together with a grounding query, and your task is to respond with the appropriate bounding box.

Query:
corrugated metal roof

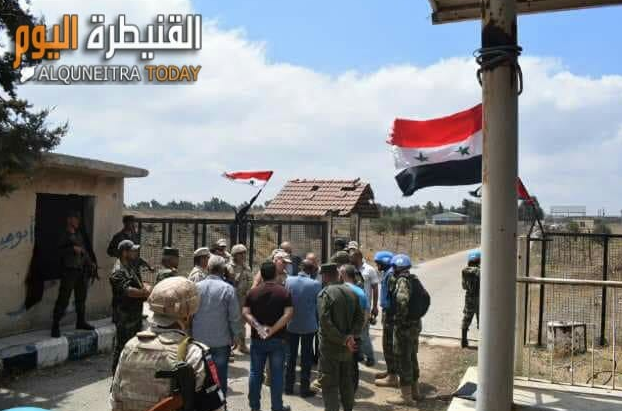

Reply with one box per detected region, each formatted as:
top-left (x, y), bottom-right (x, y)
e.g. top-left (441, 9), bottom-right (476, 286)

top-left (264, 179), bottom-right (379, 218)
top-left (428, 0), bottom-right (622, 24)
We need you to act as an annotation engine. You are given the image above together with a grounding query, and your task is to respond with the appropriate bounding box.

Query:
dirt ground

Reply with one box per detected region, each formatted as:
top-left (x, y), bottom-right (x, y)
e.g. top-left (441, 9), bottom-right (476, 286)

top-left (0, 329), bottom-right (477, 411)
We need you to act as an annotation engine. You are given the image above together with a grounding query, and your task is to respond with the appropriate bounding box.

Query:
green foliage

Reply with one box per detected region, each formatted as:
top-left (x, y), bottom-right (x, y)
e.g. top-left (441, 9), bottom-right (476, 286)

top-left (592, 221), bottom-right (611, 236)
top-left (0, 1), bottom-right (67, 196)
top-left (567, 221), bottom-right (580, 233)
top-left (127, 197), bottom-right (265, 212)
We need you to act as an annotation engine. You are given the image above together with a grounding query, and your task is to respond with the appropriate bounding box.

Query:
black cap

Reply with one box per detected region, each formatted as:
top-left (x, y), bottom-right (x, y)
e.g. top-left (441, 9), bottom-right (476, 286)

top-left (331, 251), bottom-right (350, 265)
top-left (163, 247), bottom-right (179, 257)
top-left (122, 215), bottom-right (136, 224)
top-left (320, 263), bottom-right (338, 275)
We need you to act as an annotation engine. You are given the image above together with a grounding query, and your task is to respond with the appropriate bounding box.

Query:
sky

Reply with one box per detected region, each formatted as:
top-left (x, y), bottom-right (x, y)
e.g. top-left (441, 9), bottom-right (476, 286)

top-left (8, 0), bottom-right (622, 215)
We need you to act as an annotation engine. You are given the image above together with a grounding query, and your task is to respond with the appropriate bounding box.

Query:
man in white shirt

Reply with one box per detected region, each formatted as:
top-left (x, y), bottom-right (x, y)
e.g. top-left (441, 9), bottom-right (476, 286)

top-left (350, 249), bottom-right (380, 366)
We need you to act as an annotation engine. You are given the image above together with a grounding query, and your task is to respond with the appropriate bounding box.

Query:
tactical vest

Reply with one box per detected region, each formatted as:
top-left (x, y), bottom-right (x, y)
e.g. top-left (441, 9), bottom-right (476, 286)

top-left (113, 329), bottom-right (187, 411)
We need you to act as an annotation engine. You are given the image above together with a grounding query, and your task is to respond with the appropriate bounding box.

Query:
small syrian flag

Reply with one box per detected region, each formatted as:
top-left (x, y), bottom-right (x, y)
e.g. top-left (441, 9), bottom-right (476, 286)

top-left (389, 104), bottom-right (482, 196)
top-left (222, 170), bottom-right (274, 188)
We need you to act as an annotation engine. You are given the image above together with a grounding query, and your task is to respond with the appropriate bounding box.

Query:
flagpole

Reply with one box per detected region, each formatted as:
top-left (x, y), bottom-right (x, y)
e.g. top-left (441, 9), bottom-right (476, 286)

top-left (477, 0), bottom-right (519, 408)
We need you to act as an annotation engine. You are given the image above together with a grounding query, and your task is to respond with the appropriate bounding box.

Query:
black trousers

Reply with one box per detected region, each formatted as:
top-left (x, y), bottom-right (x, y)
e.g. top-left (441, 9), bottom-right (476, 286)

top-left (53, 268), bottom-right (88, 324)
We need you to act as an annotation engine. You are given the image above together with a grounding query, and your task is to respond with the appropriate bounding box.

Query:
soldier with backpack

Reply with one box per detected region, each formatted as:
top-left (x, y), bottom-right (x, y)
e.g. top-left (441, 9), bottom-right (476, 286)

top-left (461, 249), bottom-right (481, 348)
top-left (387, 254), bottom-right (430, 406)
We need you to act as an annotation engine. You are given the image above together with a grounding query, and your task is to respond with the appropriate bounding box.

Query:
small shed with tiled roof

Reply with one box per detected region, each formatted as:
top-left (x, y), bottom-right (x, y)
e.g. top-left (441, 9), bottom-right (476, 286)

top-left (264, 179), bottom-right (379, 253)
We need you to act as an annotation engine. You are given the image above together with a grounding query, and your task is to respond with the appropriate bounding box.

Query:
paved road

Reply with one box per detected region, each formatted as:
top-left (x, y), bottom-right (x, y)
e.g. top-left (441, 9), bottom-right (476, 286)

top-left (414, 250), bottom-right (479, 340)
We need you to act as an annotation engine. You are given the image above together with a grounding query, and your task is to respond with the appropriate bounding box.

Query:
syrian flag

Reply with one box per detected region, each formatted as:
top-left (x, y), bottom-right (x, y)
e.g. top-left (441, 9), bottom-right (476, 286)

top-left (223, 170), bottom-right (274, 188)
top-left (389, 104), bottom-right (483, 196)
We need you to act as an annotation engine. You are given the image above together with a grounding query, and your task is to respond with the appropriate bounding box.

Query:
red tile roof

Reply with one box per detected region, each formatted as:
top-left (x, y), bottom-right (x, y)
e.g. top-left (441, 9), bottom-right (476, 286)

top-left (264, 179), bottom-right (379, 218)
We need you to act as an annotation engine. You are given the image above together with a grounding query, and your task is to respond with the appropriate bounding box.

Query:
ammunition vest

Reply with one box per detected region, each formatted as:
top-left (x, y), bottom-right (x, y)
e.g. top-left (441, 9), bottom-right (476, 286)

top-left (113, 329), bottom-right (187, 411)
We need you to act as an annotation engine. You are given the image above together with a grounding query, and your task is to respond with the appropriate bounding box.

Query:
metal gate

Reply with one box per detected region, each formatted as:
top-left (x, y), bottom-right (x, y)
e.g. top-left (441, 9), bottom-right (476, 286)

top-left (135, 217), bottom-right (327, 282)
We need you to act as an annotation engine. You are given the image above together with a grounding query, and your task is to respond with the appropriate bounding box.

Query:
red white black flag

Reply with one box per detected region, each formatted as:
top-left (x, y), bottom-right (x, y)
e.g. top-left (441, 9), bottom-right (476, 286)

top-left (222, 170), bottom-right (274, 188)
top-left (388, 104), bottom-right (483, 196)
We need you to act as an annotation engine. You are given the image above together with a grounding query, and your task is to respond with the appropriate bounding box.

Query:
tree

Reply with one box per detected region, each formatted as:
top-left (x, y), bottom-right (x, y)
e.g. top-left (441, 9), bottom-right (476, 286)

top-left (0, 1), bottom-right (67, 196)
top-left (424, 201), bottom-right (436, 219)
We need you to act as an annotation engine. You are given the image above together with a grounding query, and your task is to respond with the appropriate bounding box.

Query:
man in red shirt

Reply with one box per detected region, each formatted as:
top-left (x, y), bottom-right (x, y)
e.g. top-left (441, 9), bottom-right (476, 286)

top-left (243, 262), bottom-right (294, 411)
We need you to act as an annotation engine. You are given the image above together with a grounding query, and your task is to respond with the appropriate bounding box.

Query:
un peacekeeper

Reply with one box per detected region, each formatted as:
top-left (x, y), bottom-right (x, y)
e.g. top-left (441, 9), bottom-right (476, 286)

top-left (109, 240), bottom-right (151, 373)
top-left (387, 254), bottom-right (422, 406)
top-left (155, 247), bottom-right (181, 284)
top-left (461, 249), bottom-right (481, 348)
top-left (52, 209), bottom-right (98, 338)
top-left (110, 277), bottom-right (225, 411)
top-left (227, 244), bottom-right (253, 354)
top-left (317, 263), bottom-right (364, 411)
top-left (373, 251), bottom-right (400, 388)
top-left (106, 215), bottom-right (153, 272)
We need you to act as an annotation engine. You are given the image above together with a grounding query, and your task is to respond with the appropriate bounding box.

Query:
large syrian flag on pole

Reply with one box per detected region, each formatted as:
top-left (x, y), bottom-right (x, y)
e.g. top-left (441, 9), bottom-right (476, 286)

top-left (222, 170), bottom-right (274, 188)
top-left (389, 104), bottom-right (483, 196)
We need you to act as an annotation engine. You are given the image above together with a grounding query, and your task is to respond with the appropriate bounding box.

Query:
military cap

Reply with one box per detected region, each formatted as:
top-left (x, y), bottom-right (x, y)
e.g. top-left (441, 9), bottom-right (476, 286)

top-left (163, 247), bottom-right (179, 257)
top-left (118, 239), bottom-right (140, 251)
top-left (331, 250), bottom-right (351, 265)
top-left (320, 263), bottom-right (338, 275)
top-left (122, 215), bottom-right (135, 224)
top-left (273, 250), bottom-right (292, 263)
top-left (193, 247), bottom-right (210, 257)
top-left (231, 244), bottom-right (247, 255)
top-left (67, 209), bottom-right (81, 218)
top-left (216, 238), bottom-right (228, 248)
top-left (347, 241), bottom-right (359, 251)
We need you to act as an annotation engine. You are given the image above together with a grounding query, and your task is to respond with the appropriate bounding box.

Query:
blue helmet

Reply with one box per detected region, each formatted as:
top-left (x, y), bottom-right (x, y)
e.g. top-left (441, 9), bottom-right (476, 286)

top-left (391, 254), bottom-right (412, 270)
top-left (374, 251), bottom-right (394, 266)
top-left (468, 249), bottom-right (481, 263)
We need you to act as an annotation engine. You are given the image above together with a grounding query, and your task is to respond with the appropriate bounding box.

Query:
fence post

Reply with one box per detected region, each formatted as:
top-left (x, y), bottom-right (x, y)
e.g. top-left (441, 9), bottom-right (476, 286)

top-left (167, 222), bottom-right (173, 247)
top-left (277, 224), bottom-right (283, 247)
top-left (537, 236), bottom-right (547, 346)
top-left (515, 236), bottom-right (527, 374)
top-left (161, 222), bottom-right (166, 247)
top-left (249, 223), bottom-right (255, 270)
top-left (193, 222), bottom-right (199, 250)
top-left (600, 235), bottom-right (610, 346)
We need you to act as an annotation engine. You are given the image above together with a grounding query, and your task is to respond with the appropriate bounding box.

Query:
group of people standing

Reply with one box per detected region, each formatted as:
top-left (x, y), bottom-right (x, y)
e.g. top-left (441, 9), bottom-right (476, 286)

top-left (50, 211), bottom-right (480, 411)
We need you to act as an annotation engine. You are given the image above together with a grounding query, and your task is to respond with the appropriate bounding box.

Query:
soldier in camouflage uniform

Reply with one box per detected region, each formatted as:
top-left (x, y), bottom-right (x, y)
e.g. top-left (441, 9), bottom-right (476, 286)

top-left (461, 249), bottom-right (481, 348)
top-left (372, 251), bottom-right (399, 388)
top-left (109, 240), bottom-right (151, 373)
top-left (154, 247), bottom-right (180, 284)
top-left (188, 247), bottom-right (210, 283)
top-left (317, 263), bottom-right (364, 411)
top-left (228, 244), bottom-right (253, 354)
top-left (387, 254), bottom-right (422, 406)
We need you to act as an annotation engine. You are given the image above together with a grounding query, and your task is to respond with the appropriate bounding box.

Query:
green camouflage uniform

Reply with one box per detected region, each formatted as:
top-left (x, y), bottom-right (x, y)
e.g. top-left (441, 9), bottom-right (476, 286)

top-left (461, 266), bottom-right (480, 330)
top-left (393, 274), bottom-right (422, 386)
top-left (227, 262), bottom-right (253, 345)
top-left (317, 284), bottom-right (365, 411)
top-left (155, 267), bottom-right (178, 284)
top-left (110, 262), bottom-right (146, 373)
top-left (382, 270), bottom-right (399, 375)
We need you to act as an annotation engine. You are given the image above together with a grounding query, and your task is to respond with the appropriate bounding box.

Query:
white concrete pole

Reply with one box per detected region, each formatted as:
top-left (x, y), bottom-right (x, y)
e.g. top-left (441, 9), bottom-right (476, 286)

top-left (477, 0), bottom-right (519, 408)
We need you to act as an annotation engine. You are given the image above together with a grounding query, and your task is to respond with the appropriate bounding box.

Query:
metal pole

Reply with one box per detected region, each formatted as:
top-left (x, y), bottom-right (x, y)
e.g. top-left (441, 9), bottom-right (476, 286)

top-left (600, 235), bottom-right (609, 346)
top-left (477, 0), bottom-right (519, 407)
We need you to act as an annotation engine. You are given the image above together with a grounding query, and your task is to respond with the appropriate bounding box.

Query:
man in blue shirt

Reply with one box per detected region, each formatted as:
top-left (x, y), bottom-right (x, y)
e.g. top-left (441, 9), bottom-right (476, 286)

top-left (191, 255), bottom-right (242, 396)
top-left (341, 264), bottom-right (369, 393)
top-left (285, 258), bottom-right (322, 397)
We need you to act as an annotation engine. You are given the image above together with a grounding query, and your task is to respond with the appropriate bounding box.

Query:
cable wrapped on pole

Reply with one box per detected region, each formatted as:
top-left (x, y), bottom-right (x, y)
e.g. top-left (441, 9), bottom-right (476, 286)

top-left (474, 45), bottom-right (524, 95)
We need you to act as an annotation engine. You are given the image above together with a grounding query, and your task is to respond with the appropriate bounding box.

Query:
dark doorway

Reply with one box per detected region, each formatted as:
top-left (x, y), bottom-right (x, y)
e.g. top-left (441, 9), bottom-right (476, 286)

top-left (33, 194), bottom-right (95, 281)
top-left (25, 194), bottom-right (96, 309)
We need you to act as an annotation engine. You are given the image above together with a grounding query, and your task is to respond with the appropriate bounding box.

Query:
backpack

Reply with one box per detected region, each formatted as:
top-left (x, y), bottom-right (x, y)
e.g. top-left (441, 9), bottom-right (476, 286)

top-left (407, 275), bottom-right (431, 319)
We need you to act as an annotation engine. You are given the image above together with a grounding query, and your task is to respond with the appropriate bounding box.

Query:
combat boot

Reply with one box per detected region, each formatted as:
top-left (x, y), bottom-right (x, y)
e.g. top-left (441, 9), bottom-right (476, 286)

top-left (374, 371), bottom-right (388, 380)
top-left (375, 373), bottom-right (399, 387)
top-left (387, 386), bottom-right (414, 406)
top-left (412, 381), bottom-right (422, 400)
top-left (51, 322), bottom-right (60, 338)
top-left (461, 328), bottom-right (469, 348)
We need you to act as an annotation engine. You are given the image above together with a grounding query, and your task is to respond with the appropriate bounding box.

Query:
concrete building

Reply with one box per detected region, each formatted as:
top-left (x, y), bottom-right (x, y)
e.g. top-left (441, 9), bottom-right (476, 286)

top-left (0, 153), bottom-right (147, 337)
top-left (432, 211), bottom-right (468, 225)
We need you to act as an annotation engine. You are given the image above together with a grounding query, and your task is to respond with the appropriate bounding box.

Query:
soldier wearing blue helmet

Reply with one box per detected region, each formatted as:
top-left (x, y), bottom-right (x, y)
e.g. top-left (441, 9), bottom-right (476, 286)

top-left (387, 254), bottom-right (429, 405)
top-left (461, 249), bottom-right (481, 348)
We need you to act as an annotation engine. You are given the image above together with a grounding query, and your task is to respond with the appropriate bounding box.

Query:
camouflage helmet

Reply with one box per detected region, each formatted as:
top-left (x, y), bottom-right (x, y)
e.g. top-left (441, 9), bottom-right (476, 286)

top-left (231, 244), bottom-right (247, 255)
top-left (148, 277), bottom-right (200, 325)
